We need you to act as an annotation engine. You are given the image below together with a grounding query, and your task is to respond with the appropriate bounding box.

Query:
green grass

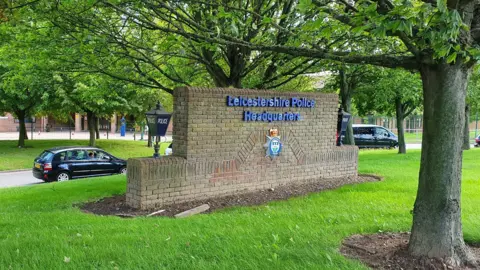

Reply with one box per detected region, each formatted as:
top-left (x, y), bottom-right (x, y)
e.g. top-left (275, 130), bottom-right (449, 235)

top-left (0, 149), bottom-right (479, 269)
top-left (0, 140), bottom-right (171, 171)
top-left (404, 130), bottom-right (479, 143)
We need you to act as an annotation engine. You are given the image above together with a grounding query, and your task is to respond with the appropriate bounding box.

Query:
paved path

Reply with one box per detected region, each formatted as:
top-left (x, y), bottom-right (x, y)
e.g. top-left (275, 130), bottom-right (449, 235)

top-left (0, 170), bottom-right (43, 188)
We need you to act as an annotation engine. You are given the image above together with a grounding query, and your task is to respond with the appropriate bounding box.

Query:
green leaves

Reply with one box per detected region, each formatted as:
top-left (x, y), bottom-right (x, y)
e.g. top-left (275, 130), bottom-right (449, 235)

top-left (297, 0), bottom-right (313, 13)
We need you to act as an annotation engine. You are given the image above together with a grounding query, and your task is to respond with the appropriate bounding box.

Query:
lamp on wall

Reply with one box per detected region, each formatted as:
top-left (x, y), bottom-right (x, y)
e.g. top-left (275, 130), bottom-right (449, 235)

top-left (145, 101), bottom-right (172, 158)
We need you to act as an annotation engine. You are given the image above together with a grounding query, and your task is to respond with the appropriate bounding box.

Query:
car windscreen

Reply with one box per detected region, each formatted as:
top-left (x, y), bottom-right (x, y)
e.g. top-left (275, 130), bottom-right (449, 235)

top-left (37, 151), bottom-right (54, 162)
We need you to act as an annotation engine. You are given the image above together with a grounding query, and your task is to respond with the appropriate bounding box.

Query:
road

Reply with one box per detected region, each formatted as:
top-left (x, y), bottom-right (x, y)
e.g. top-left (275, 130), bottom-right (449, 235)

top-left (0, 170), bottom-right (43, 188)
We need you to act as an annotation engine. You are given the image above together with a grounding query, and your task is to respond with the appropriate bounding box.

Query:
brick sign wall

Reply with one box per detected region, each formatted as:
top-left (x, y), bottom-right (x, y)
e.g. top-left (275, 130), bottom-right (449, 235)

top-left (127, 87), bottom-right (358, 209)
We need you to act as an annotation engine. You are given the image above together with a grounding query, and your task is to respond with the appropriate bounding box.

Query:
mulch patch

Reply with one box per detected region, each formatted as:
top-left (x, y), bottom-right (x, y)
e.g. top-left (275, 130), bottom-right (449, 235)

top-left (341, 233), bottom-right (480, 270)
top-left (79, 174), bottom-right (382, 218)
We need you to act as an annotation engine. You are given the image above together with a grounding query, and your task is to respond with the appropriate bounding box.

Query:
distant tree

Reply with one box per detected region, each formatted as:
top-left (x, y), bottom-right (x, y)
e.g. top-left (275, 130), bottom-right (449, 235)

top-left (323, 65), bottom-right (379, 145)
top-left (355, 68), bottom-right (422, 153)
top-left (0, 8), bottom-right (56, 147)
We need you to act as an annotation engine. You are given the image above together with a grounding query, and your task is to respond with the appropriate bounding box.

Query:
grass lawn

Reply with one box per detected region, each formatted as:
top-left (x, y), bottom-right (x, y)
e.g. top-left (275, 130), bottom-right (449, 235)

top-left (404, 130), bottom-right (479, 143)
top-left (0, 140), bottom-right (171, 171)
top-left (0, 149), bottom-right (479, 269)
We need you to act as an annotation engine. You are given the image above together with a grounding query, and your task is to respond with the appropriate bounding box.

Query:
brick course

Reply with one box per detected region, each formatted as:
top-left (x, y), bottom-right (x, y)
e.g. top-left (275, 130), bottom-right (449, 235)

top-left (127, 87), bottom-right (358, 210)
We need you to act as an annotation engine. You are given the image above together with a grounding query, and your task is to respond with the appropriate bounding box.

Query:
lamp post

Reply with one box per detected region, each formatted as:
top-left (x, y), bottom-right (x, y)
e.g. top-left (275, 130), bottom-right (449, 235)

top-left (145, 101), bottom-right (172, 158)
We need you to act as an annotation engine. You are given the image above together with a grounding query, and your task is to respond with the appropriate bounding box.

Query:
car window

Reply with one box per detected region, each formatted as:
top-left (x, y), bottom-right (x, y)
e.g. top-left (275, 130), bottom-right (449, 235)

top-left (374, 127), bottom-right (390, 137)
top-left (53, 152), bottom-right (67, 162)
top-left (96, 151), bottom-right (111, 160)
top-left (66, 150), bottom-right (87, 161)
top-left (87, 150), bottom-right (98, 160)
top-left (37, 151), bottom-right (54, 161)
top-left (354, 127), bottom-right (374, 137)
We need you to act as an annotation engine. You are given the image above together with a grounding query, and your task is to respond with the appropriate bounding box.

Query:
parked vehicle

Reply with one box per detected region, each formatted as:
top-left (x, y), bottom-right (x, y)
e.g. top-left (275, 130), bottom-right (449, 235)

top-left (32, 147), bottom-right (127, 182)
top-left (475, 135), bottom-right (480, 147)
top-left (343, 124), bottom-right (398, 148)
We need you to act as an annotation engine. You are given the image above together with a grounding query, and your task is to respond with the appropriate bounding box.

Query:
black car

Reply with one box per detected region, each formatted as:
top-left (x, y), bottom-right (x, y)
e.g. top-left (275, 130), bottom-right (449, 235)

top-left (342, 124), bottom-right (398, 148)
top-left (32, 146), bottom-right (127, 182)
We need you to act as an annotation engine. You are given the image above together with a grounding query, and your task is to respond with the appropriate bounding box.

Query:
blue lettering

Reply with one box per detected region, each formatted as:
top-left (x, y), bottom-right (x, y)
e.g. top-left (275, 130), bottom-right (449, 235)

top-left (284, 100), bottom-right (290, 107)
top-left (311, 100), bottom-right (315, 108)
top-left (247, 98), bottom-right (253, 107)
top-left (234, 98), bottom-right (240, 106)
top-left (267, 113), bottom-right (273, 122)
top-left (244, 111), bottom-right (252, 121)
top-left (291, 98), bottom-right (298, 107)
top-left (252, 112), bottom-right (257, 121)
top-left (227, 96), bottom-right (234, 106)
top-left (268, 99), bottom-right (274, 107)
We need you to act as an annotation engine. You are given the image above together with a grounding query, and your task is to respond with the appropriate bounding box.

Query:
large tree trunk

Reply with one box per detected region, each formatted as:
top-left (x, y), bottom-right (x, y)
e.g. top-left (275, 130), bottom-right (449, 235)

top-left (395, 98), bottom-right (406, 154)
top-left (95, 116), bottom-right (100, 140)
top-left (409, 63), bottom-right (475, 266)
top-left (339, 69), bottom-right (355, 145)
top-left (87, 111), bottom-right (96, 147)
top-left (16, 110), bottom-right (27, 148)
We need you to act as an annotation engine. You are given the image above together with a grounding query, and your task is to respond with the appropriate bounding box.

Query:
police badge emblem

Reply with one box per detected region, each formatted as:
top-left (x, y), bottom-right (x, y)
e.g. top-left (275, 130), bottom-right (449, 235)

top-left (264, 128), bottom-right (282, 159)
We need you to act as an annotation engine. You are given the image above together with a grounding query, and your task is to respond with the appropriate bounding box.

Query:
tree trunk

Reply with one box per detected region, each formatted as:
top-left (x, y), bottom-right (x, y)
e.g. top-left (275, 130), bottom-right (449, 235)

top-left (409, 63), bottom-right (475, 266)
top-left (16, 110), bottom-right (27, 148)
top-left (339, 69), bottom-right (355, 145)
top-left (95, 116), bottom-right (100, 140)
top-left (395, 98), bottom-right (406, 154)
top-left (463, 105), bottom-right (470, 150)
top-left (87, 111), bottom-right (96, 147)
top-left (147, 131), bottom-right (152, 147)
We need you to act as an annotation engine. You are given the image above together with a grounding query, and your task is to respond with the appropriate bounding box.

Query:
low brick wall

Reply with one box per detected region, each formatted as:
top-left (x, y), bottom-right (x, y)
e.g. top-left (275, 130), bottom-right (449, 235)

top-left (127, 87), bottom-right (359, 210)
top-left (127, 145), bottom-right (357, 210)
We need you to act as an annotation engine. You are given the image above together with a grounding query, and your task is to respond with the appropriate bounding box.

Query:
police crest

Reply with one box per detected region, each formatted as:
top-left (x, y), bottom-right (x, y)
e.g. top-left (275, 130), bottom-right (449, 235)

top-left (264, 128), bottom-right (282, 159)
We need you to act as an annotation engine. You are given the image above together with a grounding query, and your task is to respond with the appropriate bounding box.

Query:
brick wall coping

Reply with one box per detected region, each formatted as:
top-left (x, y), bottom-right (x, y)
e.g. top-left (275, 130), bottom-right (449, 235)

top-left (176, 86), bottom-right (337, 98)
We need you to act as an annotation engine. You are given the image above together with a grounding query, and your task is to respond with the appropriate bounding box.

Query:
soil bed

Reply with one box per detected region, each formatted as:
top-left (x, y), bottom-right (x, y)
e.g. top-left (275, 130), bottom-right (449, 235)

top-left (80, 174), bottom-right (381, 218)
top-left (341, 233), bottom-right (480, 270)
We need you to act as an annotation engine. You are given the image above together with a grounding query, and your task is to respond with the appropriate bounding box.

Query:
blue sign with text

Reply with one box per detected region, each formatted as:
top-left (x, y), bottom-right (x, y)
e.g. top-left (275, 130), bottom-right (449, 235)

top-left (226, 96), bottom-right (315, 122)
top-left (156, 115), bottom-right (171, 137)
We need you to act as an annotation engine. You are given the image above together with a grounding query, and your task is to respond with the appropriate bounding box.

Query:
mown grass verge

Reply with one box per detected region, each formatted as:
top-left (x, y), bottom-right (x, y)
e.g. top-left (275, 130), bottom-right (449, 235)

top-left (0, 149), bottom-right (479, 269)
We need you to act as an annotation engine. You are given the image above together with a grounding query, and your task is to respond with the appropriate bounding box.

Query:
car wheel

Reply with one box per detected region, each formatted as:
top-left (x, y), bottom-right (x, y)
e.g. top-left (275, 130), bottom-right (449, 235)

top-left (56, 172), bottom-right (70, 182)
top-left (119, 167), bottom-right (127, 175)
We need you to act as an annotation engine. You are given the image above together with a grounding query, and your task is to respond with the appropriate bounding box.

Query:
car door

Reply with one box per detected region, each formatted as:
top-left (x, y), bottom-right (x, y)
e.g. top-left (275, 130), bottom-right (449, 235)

top-left (52, 151), bottom-right (70, 172)
top-left (66, 150), bottom-right (91, 177)
top-left (93, 151), bottom-right (117, 174)
top-left (354, 127), bottom-right (375, 148)
top-left (374, 127), bottom-right (392, 148)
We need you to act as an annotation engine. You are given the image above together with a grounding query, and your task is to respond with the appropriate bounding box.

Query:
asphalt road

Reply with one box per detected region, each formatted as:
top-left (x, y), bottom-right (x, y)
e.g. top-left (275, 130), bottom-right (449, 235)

top-left (0, 170), bottom-right (43, 188)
